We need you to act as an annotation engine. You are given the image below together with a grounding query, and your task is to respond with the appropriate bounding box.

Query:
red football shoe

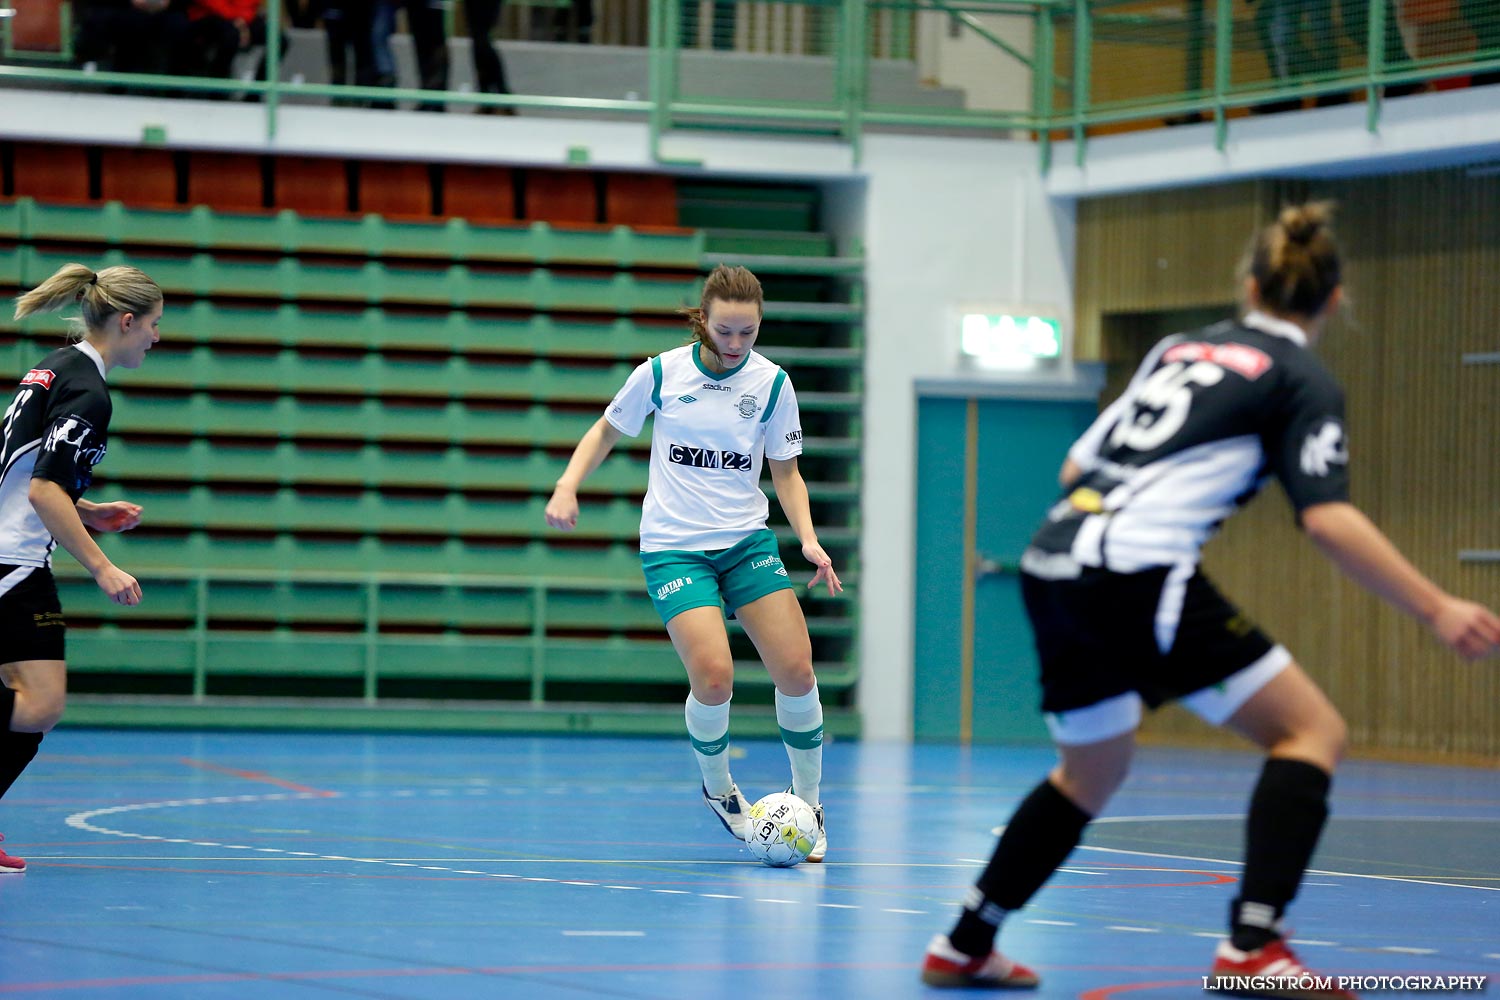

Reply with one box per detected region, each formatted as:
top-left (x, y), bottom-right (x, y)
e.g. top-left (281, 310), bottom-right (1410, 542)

top-left (1209, 938), bottom-right (1357, 998)
top-left (0, 833), bottom-right (26, 874)
top-left (920, 933), bottom-right (1040, 989)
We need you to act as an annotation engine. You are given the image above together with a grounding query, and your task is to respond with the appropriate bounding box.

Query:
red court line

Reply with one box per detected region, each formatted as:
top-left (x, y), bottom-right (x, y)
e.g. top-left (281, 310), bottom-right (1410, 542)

top-left (177, 758), bottom-right (336, 796)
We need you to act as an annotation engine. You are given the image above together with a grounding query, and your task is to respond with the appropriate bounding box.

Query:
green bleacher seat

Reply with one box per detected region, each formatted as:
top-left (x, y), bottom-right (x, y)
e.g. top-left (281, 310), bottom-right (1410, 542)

top-left (4, 169), bottom-right (864, 732)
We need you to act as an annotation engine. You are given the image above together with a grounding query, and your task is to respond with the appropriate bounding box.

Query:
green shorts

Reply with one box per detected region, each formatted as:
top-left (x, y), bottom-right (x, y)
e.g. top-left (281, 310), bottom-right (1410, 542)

top-left (640, 529), bottom-right (795, 625)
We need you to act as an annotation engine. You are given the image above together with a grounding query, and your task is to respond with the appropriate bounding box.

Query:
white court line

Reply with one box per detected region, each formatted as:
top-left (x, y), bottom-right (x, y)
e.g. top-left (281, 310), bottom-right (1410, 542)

top-left (1290, 940), bottom-right (1339, 947)
top-left (1074, 845), bottom-right (1500, 892)
top-left (562, 931), bottom-right (645, 937)
top-left (1027, 919), bottom-right (1077, 927)
top-left (1379, 947), bottom-right (1438, 955)
top-left (700, 894), bottom-right (740, 899)
top-left (757, 899), bottom-right (798, 904)
top-left (1107, 926), bottom-right (1159, 933)
top-left (883, 908), bottom-right (926, 915)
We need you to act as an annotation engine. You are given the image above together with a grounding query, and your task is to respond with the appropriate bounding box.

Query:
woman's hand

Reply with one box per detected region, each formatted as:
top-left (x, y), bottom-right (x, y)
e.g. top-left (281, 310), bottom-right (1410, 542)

top-left (93, 562), bottom-right (142, 606)
top-left (79, 500), bottom-right (143, 533)
top-left (1428, 596), bottom-right (1500, 660)
top-left (802, 541), bottom-right (843, 597)
top-left (545, 487), bottom-right (580, 530)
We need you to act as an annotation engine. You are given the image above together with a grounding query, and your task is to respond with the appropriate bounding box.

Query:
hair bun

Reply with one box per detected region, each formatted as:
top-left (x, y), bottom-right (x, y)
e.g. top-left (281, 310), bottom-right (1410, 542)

top-left (1278, 203), bottom-right (1331, 246)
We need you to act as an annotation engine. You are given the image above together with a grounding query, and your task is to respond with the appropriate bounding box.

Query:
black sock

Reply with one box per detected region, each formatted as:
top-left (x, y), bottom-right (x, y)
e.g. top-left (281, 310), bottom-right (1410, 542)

top-left (0, 687), bottom-right (44, 799)
top-left (1231, 757), bottom-right (1332, 952)
top-left (948, 779), bottom-right (1093, 956)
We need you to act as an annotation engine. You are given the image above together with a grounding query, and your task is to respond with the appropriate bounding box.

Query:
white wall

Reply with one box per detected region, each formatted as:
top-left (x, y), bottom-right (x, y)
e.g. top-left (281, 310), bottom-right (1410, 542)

top-left (916, 10), bottom-right (1034, 117)
top-left (857, 135), bottom-right (1074, 741)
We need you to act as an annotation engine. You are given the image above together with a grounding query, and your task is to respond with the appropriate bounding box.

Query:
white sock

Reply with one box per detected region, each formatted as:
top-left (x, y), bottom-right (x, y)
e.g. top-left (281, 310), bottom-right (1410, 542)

top-left (685, 693), bottom-right (733, 797)
top-left (775, 683), bottom-right (824, 806)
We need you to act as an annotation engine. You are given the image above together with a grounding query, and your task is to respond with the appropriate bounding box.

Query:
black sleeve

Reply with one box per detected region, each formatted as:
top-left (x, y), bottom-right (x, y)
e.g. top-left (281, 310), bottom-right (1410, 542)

top-left (31, 385), bottom-right (111, 500)
top-left (1264, 362), bottom-right (1351, 513)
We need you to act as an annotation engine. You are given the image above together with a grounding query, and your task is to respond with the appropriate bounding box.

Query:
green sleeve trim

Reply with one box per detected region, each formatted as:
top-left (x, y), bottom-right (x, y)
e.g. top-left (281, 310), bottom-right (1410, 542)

top-left (778, 724), bottom-right (824, 750)
top-left (761, 369), bottom-right (787, 424)
top-left (650, 355), bottom-right (663, 411)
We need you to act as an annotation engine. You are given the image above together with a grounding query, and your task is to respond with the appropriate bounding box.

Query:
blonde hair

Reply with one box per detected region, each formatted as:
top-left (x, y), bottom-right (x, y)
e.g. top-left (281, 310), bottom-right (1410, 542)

top-left (13, 263), bottom-right (162, 342)
top-left (681, 264), bottom-right (764, 362)
top-left (1244, 202), bottom-right (1342, 319)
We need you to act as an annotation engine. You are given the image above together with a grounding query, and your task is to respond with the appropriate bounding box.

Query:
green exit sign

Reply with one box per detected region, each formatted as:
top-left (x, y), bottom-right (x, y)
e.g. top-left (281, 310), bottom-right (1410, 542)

top-left (960, 313), bottom-right (1062, 367)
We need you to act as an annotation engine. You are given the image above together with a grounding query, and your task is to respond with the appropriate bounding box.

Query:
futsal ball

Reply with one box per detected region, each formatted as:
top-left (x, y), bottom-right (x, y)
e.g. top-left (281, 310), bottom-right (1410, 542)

top-left (744, 791), bottom-right (818, 868)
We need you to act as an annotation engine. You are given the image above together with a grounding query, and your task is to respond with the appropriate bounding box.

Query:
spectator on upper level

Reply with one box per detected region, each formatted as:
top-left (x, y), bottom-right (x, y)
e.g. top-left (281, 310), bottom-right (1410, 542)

top-left (74, 0), bottom-right (183, 80)
top-left (176, 0), bottom-right (290, 92)
top-left (1248, 0), bottom-right (1339, 112)
top-left (372, 0), bottom-right (449, 110)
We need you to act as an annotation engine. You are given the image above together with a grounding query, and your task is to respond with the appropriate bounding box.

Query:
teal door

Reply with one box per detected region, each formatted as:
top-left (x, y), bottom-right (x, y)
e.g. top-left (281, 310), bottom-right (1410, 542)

top-left (913, 388), bottom-right (1100, 744)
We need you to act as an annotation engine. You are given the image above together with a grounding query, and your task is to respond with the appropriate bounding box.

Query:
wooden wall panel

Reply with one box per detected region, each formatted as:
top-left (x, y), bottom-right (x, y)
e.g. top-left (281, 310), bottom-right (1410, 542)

top-left (1074, 169), bottom-right (1500, 760)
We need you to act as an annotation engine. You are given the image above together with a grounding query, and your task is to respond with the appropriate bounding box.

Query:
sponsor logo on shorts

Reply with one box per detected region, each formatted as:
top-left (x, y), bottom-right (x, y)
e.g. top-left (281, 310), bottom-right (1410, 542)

top-left (678, 395), bottom-right (697, 404)
top-left (20, 369), bottom-right (56, 389)
top-left (669, 445), bottom-right (752, 471)
top-left (655, 576), bottom-right (693, 600)
top-left (32, 611), bottom-right (65, 627)
top-left (751, 555), bottom-right (787, 577)
top-left (737, 394), bottom-right (761, 419)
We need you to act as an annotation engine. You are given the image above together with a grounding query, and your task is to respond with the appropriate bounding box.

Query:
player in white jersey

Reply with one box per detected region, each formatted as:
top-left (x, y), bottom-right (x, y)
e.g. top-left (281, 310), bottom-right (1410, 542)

top-left (546, 265), bottom-right (842, 860)
top-left (921, 205), bottom-right (1500, 996)
top-left (1, 263), bottom-right (161, 874)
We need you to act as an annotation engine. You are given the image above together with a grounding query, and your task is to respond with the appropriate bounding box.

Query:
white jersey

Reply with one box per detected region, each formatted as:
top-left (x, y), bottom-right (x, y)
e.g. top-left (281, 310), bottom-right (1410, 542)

top-left (605, 344), bottom-right (804, 552)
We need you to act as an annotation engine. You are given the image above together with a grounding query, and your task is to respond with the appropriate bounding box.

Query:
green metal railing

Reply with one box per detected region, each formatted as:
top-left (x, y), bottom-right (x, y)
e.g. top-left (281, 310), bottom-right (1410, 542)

top-left (53, 566), bottom-right (859, 705)
top-left (3, 1), bottom-right (1499, 171)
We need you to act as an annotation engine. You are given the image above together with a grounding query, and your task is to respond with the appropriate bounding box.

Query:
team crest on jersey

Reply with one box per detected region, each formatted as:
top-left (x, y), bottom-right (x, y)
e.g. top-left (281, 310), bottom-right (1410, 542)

top-left (1300, 420), bottom-right (1348, 476)
top-left (736, 394), bottom-right (760, 419)
top-left (20, 369), bottom-right (55, 389)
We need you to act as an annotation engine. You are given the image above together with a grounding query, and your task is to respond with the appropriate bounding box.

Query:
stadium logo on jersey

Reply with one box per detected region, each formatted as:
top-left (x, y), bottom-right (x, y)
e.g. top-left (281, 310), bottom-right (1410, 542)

top-left (736, 394), bottom-right (761, 419)
top-left (1300, 420), bottom-right (1348, 476)
top-left (678, 395), bottom-right (697, 404)
top-left (668, 445), bottom-right (752, 471)
top-left (19, 369), bottom-right (56, 389)
top-left (1162, 341), bottom-right (1272, 380)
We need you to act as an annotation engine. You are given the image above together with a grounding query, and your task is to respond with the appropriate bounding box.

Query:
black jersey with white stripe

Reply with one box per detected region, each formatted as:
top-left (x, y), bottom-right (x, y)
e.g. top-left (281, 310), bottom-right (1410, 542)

top-left (0, 343), bottom-right (112, 567)
top-left (1028, 311), bottom-right (1350, 572)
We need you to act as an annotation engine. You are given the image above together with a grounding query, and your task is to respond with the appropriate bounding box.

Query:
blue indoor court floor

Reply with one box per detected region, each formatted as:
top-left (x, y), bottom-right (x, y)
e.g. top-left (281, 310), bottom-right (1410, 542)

top-left (0, 730), bottom-right (1496, 998)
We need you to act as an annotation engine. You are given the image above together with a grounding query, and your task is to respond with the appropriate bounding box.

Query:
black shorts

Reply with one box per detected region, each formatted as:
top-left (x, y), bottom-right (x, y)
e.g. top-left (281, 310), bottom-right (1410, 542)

top-left (1021, 562), bottom-right (1276, 716)
top-left (0, 565), bottom-right (66, 663)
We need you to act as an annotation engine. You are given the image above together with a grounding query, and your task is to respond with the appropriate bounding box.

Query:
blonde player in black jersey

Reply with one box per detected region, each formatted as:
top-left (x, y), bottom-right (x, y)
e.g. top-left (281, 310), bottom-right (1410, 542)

top-left (0, 264), bottom-right (162, 874)
top-left (920, 205), bottom-right (1500, 996)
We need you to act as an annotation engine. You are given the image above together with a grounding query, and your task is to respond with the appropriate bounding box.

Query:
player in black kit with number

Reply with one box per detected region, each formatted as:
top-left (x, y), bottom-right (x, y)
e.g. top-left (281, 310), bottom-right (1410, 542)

top-left (919, 204), bottom-right (1500, 997)
top-left (0, 263), bottom-right (162, 874)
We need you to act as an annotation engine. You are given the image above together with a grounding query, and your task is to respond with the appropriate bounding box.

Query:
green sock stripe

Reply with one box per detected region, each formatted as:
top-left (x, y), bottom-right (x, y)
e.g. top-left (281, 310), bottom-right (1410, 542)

top-left (691, 733), bottom-right (729, 756)
top-left (779, 725), bottom-right (824, 750)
